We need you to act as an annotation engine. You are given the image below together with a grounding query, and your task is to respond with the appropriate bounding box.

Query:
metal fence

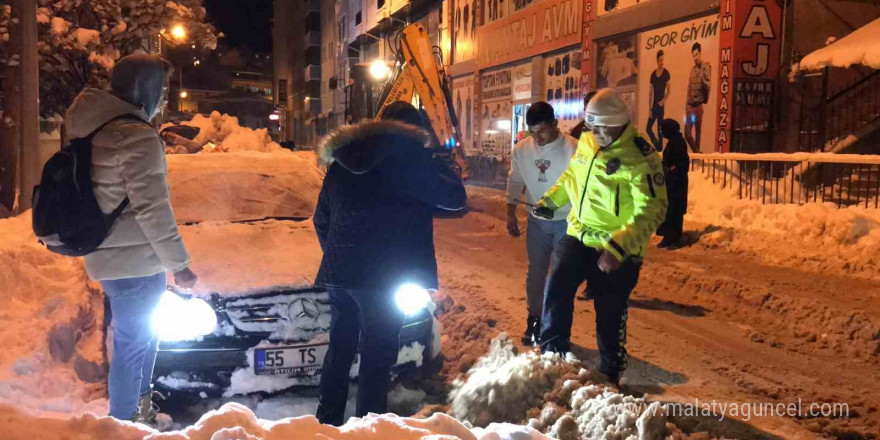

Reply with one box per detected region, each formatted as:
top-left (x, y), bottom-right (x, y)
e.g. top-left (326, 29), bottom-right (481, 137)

top-left (691, 153), bottom-right (880, 208)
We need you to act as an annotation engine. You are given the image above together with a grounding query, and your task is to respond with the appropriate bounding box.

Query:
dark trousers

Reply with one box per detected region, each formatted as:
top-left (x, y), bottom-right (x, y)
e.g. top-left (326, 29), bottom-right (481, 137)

top-left (316, 288), bottom-right (405, 426)
top-left (540, 236), bottom-right (641, 381)
top-left (659, 211), bottom-right (684, 242)
top-left (646, 104), bottom-right (665, 150)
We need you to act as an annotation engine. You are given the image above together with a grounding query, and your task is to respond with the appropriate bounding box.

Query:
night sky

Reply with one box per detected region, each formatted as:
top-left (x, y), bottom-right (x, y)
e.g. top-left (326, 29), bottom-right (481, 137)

top-left (204, 0), bottom-right (274, 53)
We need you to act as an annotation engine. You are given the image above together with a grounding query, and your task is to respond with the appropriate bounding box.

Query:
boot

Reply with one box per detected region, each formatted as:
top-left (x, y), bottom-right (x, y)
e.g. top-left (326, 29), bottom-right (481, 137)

top-left (135, 390), bottom-right (164, 427)
top-left (522, 316), bottom-right (541, 346)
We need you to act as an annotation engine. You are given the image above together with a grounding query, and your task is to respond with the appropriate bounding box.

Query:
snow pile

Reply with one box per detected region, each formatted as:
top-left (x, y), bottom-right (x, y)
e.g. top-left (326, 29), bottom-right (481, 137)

top-left (0, 212), bottom-right (106, 416)
top-left (166, 151), bottom-right (323, 223)
top-left (448, 334), bottom-right (581, 427)
top-left (180, 112), bottom-right (288, 154)
top-left (799, 17), bottom-right (880, 71)
top-left (541, 388), bottom-right (667, 440)
top-left (687, 170), bottom-right (880, 278)
top-left (448, 335), bottom-right (671, 439)
top-left (0, 402), bottom-right (551, 440)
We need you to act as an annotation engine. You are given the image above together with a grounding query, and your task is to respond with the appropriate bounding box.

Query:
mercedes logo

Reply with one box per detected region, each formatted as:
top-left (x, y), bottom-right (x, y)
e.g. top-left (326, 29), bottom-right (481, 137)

top-left (287, 298), bottom-right (320, 322)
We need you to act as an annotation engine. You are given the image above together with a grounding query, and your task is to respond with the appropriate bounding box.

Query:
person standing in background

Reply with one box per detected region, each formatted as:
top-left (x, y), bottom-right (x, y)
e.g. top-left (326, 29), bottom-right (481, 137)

top-left (506, 102), bottom-right (578, 345)
top-left (657, 119), bottom-right (690, 248)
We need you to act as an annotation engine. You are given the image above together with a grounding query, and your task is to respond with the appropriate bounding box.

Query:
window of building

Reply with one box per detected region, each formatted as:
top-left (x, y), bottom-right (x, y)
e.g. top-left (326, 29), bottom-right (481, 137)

top-left (278, 79), bottom-right (288, 103)
top-left (378, 0), bottom-right (385, 8)
top-left (355, 11), bottom-right (362, 25)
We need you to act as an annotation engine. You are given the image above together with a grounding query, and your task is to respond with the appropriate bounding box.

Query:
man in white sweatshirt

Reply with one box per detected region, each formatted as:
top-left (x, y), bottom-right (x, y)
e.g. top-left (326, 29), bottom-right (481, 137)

top-left (506, 102), bottom-right (578, 345)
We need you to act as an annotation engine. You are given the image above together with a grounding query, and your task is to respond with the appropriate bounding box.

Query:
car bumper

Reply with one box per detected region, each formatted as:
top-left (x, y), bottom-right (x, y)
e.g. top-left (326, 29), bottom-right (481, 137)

top-left (153, 309), bottom-right (434, 395)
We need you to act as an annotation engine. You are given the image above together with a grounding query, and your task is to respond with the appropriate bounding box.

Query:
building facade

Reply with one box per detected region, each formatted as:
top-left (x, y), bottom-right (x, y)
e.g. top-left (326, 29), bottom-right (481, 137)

top-left (275, 0), bottom-right (880, 157)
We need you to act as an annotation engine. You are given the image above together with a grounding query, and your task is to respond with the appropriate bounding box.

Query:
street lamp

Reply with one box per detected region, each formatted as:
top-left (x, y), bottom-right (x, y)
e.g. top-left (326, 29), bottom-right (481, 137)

top-left (171, 24), bottom-right (186, 41)
top-left (179, 91), bottom-right (188, 99)
top-left (369, 59), bottom-right (391, 80)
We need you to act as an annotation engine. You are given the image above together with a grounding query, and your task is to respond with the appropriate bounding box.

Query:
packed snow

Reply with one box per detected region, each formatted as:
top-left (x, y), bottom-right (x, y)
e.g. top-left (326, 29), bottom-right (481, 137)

top-left (799, 17), bottom-right (880, 70)
top-left (686, 169), bottom-right (880, 279)
top-left (179, 220), bottom-right (322, 297)
top-left (166, 151), bottom-right (322, 223)
top-left (168, 111), bottom-right (289, 154)
top-left (0, 403), bottom-right (553, 440)
top-left (0, 212), bottom-right (108, 417)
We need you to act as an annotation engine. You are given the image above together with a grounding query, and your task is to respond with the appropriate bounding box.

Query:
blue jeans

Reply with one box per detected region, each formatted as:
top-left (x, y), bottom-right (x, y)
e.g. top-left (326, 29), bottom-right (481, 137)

top-left (100, 272), bottom-right (166, 420)
top-left (526, 216), bottom-right (568, 318)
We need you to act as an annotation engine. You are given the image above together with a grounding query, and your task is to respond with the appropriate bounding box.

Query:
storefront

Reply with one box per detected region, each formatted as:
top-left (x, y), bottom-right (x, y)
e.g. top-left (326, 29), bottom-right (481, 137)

top-left (473, 0), bottom-right (584, 172)
top-left (582, 0), bottom-right (720, 152)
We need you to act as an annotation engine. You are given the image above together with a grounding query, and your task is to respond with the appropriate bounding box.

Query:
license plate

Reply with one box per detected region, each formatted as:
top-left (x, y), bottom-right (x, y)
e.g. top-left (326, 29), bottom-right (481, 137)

top-left (253, 343), bottom-right (329, 376)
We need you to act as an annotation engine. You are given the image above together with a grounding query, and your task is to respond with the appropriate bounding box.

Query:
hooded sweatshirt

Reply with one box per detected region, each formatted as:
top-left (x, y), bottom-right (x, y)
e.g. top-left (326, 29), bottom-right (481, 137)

top-left (65, 85), bottom-right (189, 281)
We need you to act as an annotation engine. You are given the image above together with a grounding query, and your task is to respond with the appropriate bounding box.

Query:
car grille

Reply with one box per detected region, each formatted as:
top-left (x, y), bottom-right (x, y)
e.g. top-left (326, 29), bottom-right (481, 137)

top-left (221, 289), bottom-right (332, 341)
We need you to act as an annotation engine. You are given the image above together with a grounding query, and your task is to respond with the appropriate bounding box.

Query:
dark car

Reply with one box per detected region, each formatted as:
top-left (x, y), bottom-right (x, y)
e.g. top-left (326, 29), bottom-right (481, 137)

top-left (148, 152), bottom-right (440, 397)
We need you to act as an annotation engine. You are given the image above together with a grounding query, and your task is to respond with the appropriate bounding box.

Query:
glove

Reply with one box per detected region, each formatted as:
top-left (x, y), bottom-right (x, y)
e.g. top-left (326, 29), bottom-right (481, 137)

top-left (532, 205), bottom-right (555, 220)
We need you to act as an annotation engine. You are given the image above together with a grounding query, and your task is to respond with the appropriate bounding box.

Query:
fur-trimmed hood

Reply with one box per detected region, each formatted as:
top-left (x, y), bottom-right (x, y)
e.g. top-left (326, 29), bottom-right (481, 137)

top-left (317, 120), bottom-right (430, 174)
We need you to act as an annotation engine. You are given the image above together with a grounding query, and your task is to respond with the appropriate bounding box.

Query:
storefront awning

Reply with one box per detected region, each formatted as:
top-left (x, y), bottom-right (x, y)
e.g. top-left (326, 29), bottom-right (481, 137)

top-left (799, 17), bottom-right (880, 71)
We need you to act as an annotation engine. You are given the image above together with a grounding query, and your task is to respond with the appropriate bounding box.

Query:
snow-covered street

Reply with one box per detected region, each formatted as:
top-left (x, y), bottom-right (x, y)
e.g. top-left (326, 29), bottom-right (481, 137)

top-left (1, 151), bottom-right (878, 439)
top-left (439, 185), bottom-right (880, 439)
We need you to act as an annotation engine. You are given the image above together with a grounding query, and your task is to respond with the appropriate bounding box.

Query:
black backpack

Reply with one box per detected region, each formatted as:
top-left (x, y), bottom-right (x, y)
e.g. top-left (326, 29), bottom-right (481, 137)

top-left (32, 114), bottom-right (148, 256)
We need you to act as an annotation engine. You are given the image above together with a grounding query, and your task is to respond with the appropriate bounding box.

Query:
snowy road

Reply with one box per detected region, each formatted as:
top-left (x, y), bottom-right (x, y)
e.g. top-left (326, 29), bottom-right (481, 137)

top-left (432, 187), bottom-right (880, 440)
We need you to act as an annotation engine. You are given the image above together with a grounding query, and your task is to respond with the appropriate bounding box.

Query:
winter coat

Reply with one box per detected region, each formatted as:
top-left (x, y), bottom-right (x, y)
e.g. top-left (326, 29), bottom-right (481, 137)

top-left (569, 121), bottom-right (587, 141)
top-left (65, 88), bottom-right (190, 281)
top-left (661, 127), bottom-right (690, 216)
top-left (313, 120), bottom-right (467, 292)
top-left (540, 124), bottom-right (668, 261)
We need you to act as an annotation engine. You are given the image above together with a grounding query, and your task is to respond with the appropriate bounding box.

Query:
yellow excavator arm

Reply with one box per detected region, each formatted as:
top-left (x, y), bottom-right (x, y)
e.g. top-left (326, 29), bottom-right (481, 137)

top-left (376, 24), bottom-right (471, 179)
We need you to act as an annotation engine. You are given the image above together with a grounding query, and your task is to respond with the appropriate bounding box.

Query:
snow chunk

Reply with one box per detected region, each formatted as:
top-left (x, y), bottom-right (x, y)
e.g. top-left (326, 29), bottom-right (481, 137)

top-left (72, 28), bottom-right (100, 48)
top-left (111, 22), bottom-right (127, 35)
top-left (49, 16), bottom-right (69, 35)
top-left (177, 111), bottom-right (288, 154)
top-left (800, 18), bottom-right (880, 70)
top-left (36, 8), bottom-right (50, 24)
top-left (472, 423), bottom-right (554, 440)
top-left (559, 385), bottom-right (667, 440)
top-left (448, 333), bottom-right (581, 427)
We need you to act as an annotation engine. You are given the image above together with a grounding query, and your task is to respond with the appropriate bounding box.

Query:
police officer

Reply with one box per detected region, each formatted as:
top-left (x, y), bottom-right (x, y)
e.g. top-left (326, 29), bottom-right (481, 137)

top-left (534, 88), bottom-right (667, 386)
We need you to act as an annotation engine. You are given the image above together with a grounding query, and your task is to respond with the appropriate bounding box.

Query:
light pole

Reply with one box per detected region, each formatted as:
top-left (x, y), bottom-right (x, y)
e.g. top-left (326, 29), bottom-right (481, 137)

top-left (157, 24), bottom-right (189, 113)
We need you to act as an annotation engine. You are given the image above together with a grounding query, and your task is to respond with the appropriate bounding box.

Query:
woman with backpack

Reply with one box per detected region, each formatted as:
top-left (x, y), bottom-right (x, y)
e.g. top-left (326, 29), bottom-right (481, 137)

top-left (62, 54), bottom-right (197, 423)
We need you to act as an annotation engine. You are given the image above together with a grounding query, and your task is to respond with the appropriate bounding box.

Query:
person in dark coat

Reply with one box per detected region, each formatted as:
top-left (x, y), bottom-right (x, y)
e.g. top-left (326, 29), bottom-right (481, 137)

top-left (657, 118), bottom-right (689, 248)
top-left (312, 102), bottom-right (466, 426)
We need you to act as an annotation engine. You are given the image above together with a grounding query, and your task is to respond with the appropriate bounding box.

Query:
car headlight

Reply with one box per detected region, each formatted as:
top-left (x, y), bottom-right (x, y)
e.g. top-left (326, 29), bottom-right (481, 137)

top-left (394, 284), bottom-right (434, 316)
top-left (152, 291), bottom-right (218, 342)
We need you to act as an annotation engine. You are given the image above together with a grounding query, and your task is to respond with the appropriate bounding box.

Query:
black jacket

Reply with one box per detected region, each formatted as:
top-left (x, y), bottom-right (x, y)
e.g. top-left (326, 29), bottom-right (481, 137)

top-left (313, 120), bottom-right (467, 292)
top-left (662, 132), bottom-right (690, 215)
top-left (569, 121), bottom-right (587, 142)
